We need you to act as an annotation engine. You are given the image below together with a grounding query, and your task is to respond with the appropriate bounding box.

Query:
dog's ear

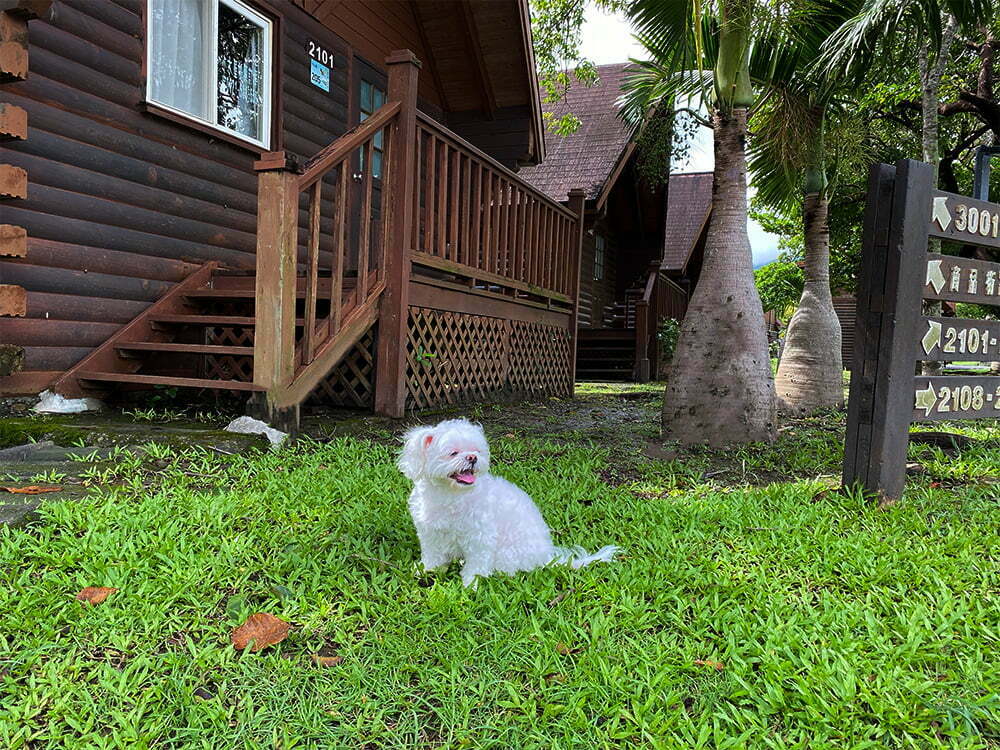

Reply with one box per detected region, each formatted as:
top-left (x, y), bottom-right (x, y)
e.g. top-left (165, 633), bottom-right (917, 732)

top-left (397, 425), bottom-right (435, 480)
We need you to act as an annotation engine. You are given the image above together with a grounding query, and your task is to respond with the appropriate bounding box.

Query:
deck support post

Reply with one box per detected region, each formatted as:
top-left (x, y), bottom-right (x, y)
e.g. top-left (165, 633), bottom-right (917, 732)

top-left (252, 154), bottom-right (301, 432)
top-left (374, 49), bottom-right (421, 418)
top-left (567, 189), bottom-right (587, 396)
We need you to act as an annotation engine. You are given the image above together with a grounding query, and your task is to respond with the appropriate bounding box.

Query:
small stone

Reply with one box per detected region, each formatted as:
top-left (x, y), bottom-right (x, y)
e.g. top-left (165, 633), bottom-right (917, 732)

top-left (0, 500), bottom-right (40, 528)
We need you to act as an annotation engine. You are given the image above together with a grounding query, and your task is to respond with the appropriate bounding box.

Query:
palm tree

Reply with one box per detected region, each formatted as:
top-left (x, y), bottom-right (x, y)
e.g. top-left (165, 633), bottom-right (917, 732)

top-left (622, 0), bottom-right (780, 446)
top-left (748, 7), bottom-right (869, 413)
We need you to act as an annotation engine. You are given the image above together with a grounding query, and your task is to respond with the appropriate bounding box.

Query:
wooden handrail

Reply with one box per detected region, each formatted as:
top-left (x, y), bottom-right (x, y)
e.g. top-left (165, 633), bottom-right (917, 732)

top-left (415, 110), bottom-right (575, 220)
top-left (298, 100), bottom-right (402, 190)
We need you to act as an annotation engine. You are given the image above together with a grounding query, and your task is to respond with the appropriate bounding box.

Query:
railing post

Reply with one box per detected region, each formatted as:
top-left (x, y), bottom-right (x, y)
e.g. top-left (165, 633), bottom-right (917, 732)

top-left (567, 189), bottom-right (587, 396)
top-left (635, 298), bottom-right (650, 382)
top-left (251, 151), bottom-right (301, 432)
top-left (374, 49), bottom-right (420, 418)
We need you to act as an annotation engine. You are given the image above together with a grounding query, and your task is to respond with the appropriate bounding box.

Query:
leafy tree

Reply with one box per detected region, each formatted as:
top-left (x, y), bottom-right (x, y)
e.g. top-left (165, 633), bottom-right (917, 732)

top-left (754, 260), bottom-right (804, 321)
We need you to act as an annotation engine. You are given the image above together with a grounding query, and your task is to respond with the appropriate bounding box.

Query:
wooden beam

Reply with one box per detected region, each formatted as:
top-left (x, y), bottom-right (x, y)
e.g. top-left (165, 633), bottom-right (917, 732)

top-left (0, 164), bottom-right (26, 198)
top-left (0, 283), bottom-right (25, 316)
top-left (0, 224), bottom-right (25, 256)
top-left (567, 189), bottom-right (587, 396)
top-left (0, 11), bottom-right (27, 82)
top-left (251, 164), bottom-right (300, 426)
top-left (460, 2), bottom-right (497, 117)
top-left (374, 49), bottom-right (421, 418)
top-left (0, 1), bottom-right (53, 20)
top-left (0, 102), bottom-right (26, 140)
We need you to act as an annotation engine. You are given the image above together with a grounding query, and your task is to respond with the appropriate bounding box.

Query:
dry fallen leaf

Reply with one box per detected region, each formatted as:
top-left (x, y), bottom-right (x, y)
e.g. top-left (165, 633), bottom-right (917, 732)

top-left (693, 659), bottom-right (725, 671)
top-left (547, 588), bottom-right (575, 608)
top-left (555, 642), bottom-right (582, 656)
top-left (2, 485), bottom-right (62, 495)
top-left (311, 654), bottom-right (343, 668)
top-left (231, 612), bottom-right (290, 652)
top-left (76, 587), bottom-right (118, 606)
top-left (544, 672), bottom-right (566, 684)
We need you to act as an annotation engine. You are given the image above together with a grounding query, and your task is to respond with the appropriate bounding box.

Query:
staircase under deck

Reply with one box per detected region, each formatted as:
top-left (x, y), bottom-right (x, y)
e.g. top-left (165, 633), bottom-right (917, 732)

top-left (54, 265), bottom-right (371, 402)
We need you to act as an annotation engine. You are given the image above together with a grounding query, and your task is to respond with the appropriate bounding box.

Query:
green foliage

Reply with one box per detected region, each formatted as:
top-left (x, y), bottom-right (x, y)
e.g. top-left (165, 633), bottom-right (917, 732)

top-left (529, 0), bottom-right (625, 135)
top-left (2, 401), bottom-right (1000, 746)
top-left (656, 316), bottom-right (681, 360)
top-left (754, 259), bottom-right (803, 319)
top-left (955, 302), bottom-right (999, 319)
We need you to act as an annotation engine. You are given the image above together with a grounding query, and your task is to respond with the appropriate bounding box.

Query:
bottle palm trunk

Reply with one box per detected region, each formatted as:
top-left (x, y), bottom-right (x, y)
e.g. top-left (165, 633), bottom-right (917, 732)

top-left (774, 192), bottom-right (844, 412)
top-left (662, 108), bottom-right (777, 445)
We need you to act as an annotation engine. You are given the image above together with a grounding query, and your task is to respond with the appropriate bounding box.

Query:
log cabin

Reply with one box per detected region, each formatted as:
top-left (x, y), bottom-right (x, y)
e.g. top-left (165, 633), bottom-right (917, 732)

top-left (0, 0), bottom-right (588, 428)
top-left (519, 62), bottom-right (685, 382)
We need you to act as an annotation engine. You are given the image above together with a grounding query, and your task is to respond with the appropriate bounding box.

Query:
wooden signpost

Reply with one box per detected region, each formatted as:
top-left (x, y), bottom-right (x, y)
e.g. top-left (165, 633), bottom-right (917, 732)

top-left (844, 159), bottom-right (1000, 500)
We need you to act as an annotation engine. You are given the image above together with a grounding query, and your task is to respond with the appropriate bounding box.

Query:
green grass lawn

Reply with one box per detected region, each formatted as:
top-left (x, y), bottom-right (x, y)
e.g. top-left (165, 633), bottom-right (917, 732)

top-left (1, 397), bottom-right (999, 749)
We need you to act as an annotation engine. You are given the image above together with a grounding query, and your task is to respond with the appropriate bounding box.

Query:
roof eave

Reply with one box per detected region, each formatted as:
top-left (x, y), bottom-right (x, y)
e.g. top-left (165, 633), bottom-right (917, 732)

top-left (517, 0), bottom-right (545, 165)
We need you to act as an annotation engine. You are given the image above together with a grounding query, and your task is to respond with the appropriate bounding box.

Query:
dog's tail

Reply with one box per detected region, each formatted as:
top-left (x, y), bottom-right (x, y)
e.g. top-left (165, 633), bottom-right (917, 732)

top-left (552, 545), bottom-right (618, 569)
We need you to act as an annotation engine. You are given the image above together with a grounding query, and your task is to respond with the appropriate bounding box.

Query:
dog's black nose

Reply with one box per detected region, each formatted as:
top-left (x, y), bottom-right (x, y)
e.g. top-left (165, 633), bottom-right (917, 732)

top-left (467, 455), bottom-right (477, 464)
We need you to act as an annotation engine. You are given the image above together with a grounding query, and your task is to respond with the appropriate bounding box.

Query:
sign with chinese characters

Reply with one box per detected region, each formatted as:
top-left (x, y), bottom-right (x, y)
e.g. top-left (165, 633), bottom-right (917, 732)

top-left (307, 41), bottom-right (334, 92)
top-left (844, 161), bottom-right (1000, 502)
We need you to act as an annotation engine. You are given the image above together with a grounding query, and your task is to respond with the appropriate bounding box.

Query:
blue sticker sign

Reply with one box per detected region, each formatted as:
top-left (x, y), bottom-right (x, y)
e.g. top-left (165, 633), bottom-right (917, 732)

top-left (310, 59), bottom-right (330, 92)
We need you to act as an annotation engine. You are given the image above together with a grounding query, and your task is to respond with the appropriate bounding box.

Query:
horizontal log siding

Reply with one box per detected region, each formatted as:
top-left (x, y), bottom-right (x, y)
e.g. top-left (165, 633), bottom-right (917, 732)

top-left (0, 0), bottom-right (351, 387)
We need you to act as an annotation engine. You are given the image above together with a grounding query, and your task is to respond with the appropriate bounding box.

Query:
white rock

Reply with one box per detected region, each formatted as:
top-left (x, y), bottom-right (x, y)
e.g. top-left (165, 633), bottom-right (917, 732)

top-left (224, 415), bottom-right (288, 447)
top-left (33, 390), bottom-right (103, 414)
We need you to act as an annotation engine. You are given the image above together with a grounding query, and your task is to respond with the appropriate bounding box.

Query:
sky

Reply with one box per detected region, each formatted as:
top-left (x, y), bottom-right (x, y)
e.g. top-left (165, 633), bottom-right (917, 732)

top-left (579, 5), bottom-right (782, 267)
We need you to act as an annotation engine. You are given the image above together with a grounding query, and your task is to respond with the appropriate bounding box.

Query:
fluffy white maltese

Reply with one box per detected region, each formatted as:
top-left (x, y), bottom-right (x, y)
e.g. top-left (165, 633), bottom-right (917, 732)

top-left (398, 418), bottom-right (617, 586)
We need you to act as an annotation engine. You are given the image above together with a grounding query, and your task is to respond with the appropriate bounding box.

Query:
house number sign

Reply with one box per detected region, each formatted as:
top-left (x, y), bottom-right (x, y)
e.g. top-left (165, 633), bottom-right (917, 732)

top-left (844, 159), bottom-right (1000, 500)
top-left (307, 41), bottom-right (334, 92)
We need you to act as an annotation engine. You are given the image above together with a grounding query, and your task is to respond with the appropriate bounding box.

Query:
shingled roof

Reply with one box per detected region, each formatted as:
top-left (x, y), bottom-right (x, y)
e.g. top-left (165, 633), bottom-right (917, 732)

top-left (661, 172), bottom-right (713, 272)
top-left (518, 63), bottom-right (633, 204)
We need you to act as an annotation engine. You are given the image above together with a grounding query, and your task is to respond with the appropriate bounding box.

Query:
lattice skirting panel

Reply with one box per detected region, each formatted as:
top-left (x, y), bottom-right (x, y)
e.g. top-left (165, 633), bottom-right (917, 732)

top-left (406, 307), bottom-right (572, 411)
top-left (306, 325), bottom-right (377, 408)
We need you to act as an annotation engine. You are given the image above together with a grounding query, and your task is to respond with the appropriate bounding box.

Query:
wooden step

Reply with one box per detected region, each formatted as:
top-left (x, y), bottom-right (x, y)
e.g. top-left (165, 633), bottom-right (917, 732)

top-left (149, 314), bottom-right (304, 327)
top-left (116, 342), bottom-right (254, 356)
top-left (78, 371), bottom-right (264, 391)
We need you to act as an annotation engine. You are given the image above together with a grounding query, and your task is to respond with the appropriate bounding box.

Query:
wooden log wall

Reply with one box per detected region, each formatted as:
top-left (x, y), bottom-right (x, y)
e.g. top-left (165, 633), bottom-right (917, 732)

top-left (0, 0), bottom-right (354, 393)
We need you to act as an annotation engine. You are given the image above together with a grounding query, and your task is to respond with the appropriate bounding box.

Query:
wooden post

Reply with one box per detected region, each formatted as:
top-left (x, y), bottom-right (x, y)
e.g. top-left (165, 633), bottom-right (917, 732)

top-left (567, 189), bottom-right (587, 397)
top-left (251, 152), bottom-right (301, 431)
top-left (374, 49), bottom-right (420, 418)
top-left (843, 159), bottom-right (933, 500)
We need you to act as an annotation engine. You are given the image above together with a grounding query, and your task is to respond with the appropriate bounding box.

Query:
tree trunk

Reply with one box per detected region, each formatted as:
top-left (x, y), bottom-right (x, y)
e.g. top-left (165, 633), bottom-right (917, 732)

top-left (775, 192), bottom-right (843, 412)
top-left (661, 108), bottom-right (776, 445)
top-left (919, 17), bottom-right (957, 375)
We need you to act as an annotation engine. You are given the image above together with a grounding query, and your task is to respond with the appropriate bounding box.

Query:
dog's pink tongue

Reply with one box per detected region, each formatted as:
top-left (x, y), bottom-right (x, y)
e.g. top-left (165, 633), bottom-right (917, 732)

top-left (455, 471), bottom-right (476, 484)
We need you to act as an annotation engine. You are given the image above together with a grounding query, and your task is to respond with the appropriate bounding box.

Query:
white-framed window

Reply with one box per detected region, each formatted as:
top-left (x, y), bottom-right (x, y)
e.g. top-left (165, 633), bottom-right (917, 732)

top-left (147, 0), bottom-right (273, 148)
top-left (593, 234), bottom-right (606, 281)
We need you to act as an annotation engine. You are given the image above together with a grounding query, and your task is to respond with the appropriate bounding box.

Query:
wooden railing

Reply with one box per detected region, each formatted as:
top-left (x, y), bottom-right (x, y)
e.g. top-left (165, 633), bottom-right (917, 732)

top-left (252, 49), bottom-right (584, 426)
top-left (409, 111), bottom-right (580, 307)
top-left (634, 264), bottom-right (688, 381)
top-left (252, 100), bottom-right (401, 422)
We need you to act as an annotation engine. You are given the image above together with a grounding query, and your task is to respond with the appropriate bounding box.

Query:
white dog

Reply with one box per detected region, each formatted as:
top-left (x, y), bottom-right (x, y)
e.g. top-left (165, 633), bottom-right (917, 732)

top-left (397, 418), bottom-right (617, 586)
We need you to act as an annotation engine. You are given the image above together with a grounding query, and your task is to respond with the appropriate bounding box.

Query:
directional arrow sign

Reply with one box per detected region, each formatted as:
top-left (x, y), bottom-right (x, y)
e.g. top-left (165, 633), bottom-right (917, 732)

top-left (925, 259), bottom-right (946, 294)
top-left (915, 316), bottom-right (1000, 361)
top-left (931, 196), bottom-right (951, 231)
top-left (926, 190), bottom-right (1000, 251)
top-left (912, 376), bottom-right (1000, 420)
top-left (921, 319), bottom-right (941, 354)
top-left (923, 253), bottom-right (1000, 303)
top-left (914, 381), bottom-right (937, 417)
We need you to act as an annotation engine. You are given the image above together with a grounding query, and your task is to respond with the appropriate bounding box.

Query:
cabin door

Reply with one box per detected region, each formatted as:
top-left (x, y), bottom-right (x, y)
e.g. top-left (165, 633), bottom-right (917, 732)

top-left (349, 63), bottom-right (387, 283)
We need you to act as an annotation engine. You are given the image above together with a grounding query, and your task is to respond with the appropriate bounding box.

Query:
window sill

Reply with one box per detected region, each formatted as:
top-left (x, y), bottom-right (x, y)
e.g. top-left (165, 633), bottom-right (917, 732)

top-left (139, 101), bottom-right (271, 156)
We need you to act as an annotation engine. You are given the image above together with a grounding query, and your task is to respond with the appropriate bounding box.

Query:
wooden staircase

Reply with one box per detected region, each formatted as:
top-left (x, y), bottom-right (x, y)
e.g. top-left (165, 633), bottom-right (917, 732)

top-left (576, 329), bottom-right (637, 381)
top-left (51, 263), bottom-right (363, 399)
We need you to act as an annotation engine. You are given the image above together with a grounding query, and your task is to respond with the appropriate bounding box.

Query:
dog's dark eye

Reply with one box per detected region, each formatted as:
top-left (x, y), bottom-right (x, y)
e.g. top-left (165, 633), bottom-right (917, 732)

top-left (450, 451), bottom-right (459, 457)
